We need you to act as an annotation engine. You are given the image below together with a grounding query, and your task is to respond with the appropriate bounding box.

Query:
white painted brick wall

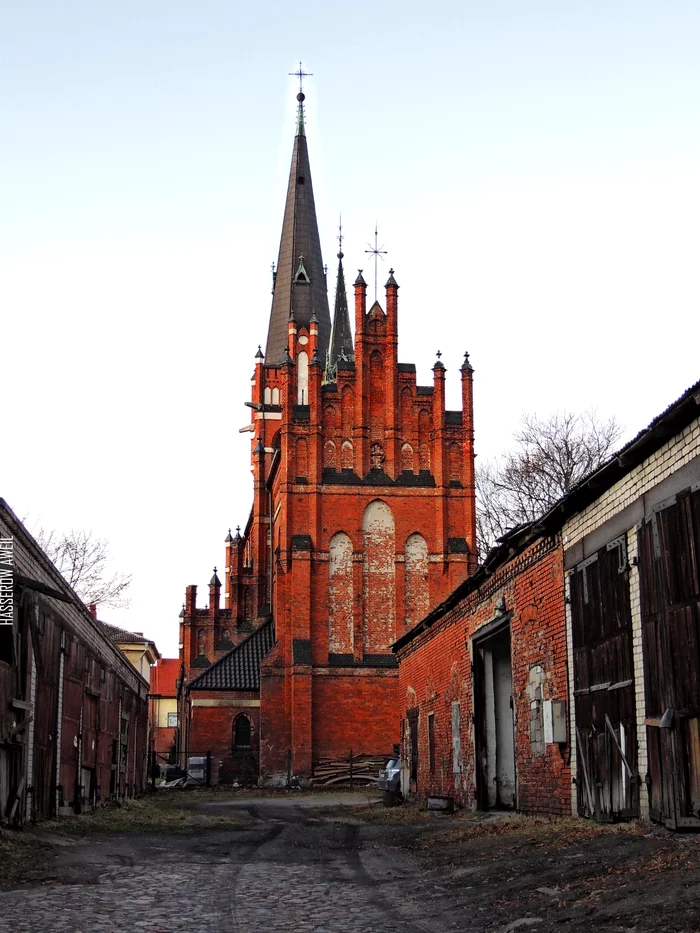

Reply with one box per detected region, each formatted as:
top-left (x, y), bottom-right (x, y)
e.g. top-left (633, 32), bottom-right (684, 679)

top-left (564, 417), bottom-right (700, 548)
top-left (626, 529), bottom-right (649, 820)
top-left (564, 573), bottom-right (578, 816)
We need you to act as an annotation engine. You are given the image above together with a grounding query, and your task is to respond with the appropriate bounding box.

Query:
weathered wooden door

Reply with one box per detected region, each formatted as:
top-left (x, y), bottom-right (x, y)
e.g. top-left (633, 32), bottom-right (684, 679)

top-left (638, 487), bottom-right (700, 829)
top-left (570, 538), bottom-right (639, 821)
top-left (32, 613), bottom-right (62, 819)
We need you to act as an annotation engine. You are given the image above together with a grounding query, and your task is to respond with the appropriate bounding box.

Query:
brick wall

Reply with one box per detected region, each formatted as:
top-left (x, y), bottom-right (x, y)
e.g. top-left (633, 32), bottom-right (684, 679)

top-left (397, 537), bottom-right (571, 815)
top-left (188, 691), bottom-right (260, 783)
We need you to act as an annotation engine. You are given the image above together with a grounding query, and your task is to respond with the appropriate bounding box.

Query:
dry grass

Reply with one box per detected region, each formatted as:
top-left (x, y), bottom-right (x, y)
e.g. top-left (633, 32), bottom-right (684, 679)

top-left (428, 813), bottom-right (647, 847)
top-left (351, 800), bottom-right (436, 824)
top-left (353, 801), bottom-right (650, 848)
top-left (40, 793), bottom-right (243, 835)
top-left (0, 829), bottom-right (56, 885)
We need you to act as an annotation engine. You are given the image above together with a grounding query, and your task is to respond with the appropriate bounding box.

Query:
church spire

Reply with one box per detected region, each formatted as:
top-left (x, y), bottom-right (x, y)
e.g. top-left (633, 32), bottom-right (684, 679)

top-left (265, 79), bottom-right (331, 365)
top-left (325, 219), bottom-right (354, 382)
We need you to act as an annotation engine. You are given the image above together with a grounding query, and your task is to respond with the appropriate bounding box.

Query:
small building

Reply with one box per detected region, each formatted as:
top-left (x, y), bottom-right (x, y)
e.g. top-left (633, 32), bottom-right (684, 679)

top-left (180, 620), bottom-right (275, 784)
top-left (394, 380), bottom-right (700, 826)
top-left (394, 526), bottom-right (570, 814)
top-left (0, 499), bottom-right (150, 823)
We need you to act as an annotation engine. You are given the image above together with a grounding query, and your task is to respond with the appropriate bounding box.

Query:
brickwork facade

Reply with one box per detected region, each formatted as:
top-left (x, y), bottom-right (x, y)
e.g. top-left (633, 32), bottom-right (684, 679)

top-left (177, 94), bottom-right (478, 783)
top-left (396, 537), bottom-right (571, 815)
top-left (187, 692), bottom-right (260, 784)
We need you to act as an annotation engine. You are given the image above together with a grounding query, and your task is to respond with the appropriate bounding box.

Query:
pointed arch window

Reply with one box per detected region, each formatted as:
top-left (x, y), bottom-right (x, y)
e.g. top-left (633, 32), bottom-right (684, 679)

top-left (271, 387), bottom-right (280, 406)
top-left (324, 440), bottom-right (337, 471)
top-left (329, 532), bottom-right (354, 654)
top-left (405, 533), bottom-right (429, 629)
top-left (362, 500), bottom-right (395, 653)
top-left (233, 715), bottom-right (251, 749)
top-left (297, 351), bottom-right (309, 404)
top-left (341, 441), bottom-right (354, 471)
top-left (296, 437), bottom-right (309, 480)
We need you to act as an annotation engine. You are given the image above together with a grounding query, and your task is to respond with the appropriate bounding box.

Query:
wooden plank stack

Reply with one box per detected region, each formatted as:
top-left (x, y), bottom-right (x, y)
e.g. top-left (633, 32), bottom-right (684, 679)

top-left (311, 752), bottom-right (389, 787)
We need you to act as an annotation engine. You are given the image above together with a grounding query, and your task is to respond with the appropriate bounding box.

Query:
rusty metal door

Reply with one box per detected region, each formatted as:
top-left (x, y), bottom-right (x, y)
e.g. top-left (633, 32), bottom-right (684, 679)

top-left (571, 538), bottom-right (639, 821)
top-left (638, 486), bottom-right (700, 829)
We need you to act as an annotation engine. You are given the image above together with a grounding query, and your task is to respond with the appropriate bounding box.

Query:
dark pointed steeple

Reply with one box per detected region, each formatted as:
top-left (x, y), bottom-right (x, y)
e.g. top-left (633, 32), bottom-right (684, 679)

top-left (325, 244), bottom-right (354, 382)
top-left (264, 90), bottom-right (331, 365)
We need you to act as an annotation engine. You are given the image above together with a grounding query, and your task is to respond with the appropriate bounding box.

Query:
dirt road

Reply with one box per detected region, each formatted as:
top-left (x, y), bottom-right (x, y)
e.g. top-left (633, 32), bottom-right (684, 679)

top-left (2, 792), bottom-right (700, 932)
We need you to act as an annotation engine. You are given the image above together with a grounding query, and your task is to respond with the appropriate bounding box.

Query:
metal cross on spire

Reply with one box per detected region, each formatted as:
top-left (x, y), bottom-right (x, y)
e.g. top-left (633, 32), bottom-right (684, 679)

top-left (337, 214), bottom-right (344, 257)
top-left (364, 224), bottom-right (387, 302)
top-left (290, 61), bottom-right (313, 94)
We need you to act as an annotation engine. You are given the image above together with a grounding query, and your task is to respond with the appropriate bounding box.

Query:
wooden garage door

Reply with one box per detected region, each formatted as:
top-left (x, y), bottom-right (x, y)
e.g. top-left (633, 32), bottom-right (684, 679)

top-left (639, 486), bottom-right (700, 829)
top-left (571, 537), bottom-right (638, 821)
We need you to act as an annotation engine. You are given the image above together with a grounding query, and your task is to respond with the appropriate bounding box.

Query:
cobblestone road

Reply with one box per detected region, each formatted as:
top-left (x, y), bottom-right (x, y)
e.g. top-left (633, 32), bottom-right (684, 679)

top-left (0, 798), bottom-right (453, 933)
top-left (8, 795), bottom-right (695, 932)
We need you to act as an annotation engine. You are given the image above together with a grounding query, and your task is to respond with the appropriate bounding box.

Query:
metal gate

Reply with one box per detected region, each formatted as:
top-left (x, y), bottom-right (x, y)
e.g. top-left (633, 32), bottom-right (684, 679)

top-left (571, 538), bottom-right (639, 821)
top-left (638, 486), bottom-right (700, 829)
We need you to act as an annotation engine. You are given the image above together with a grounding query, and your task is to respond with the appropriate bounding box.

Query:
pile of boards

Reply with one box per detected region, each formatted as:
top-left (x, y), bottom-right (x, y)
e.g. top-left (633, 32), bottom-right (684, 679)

top-left (312, 753), bottom-right (388, 787)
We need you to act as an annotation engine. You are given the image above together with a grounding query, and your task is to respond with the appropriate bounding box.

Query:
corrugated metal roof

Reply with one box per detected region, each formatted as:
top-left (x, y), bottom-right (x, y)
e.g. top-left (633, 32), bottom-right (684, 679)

top-left (188, 619), bottom-right (275, 691)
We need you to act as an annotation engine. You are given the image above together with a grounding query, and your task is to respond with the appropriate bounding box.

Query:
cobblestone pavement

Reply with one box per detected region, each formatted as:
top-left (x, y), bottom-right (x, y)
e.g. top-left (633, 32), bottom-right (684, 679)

top-left (5, 796), bottom-right (700, 932)
top-left (0, 799), bottom-right (454, 933)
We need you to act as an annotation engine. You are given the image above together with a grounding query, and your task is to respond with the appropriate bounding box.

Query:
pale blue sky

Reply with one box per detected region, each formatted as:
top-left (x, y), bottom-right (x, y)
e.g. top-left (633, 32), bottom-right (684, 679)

top-left (3, 2), bottom-right (699, 655)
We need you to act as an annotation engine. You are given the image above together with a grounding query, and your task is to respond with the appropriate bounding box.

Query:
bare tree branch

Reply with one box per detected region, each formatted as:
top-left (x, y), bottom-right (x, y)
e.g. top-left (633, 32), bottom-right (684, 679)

top-left (35, 528), bottom-right (132, 610)
top-left (476, 410), bottom-right (622, 557)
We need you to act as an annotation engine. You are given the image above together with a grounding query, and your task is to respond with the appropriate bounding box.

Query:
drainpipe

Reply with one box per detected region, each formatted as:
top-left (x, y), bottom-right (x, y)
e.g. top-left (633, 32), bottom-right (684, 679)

top-left (55, 631), bottom-right (66, 816)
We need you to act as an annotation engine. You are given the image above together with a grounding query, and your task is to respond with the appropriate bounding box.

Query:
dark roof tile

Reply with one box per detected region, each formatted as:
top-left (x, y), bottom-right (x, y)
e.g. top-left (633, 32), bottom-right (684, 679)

top-left (188, 619), bottom-right (275, 691)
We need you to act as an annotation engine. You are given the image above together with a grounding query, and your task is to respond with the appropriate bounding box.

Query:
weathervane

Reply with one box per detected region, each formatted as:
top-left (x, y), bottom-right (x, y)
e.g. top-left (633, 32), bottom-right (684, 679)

top-left (290, 61), bottom-right (312, 94)
top-left (364, 224), bottom-right (387, 302)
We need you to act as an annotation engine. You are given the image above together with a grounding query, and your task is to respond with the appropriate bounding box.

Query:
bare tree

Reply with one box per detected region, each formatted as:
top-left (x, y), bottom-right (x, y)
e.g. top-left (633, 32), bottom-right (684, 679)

top-left (35, 528), bottom-right (132, 610)
top-left (476, 410), bottom-right (623, 557)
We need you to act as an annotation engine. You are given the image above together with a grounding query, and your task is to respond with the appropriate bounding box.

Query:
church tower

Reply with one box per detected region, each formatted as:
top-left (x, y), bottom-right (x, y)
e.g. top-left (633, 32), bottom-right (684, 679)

top-left (180, 83), bottom-right (477, 784)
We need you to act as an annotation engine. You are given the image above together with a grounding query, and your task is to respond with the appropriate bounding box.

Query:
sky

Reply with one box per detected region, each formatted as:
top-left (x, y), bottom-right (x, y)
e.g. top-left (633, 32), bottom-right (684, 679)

top-left (2, 1), bottom-right (699, 657)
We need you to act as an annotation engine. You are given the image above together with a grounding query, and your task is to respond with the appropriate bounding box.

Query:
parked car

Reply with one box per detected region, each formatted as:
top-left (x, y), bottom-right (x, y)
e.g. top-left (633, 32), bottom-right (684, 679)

top-left (377, 758), bottom-right (401, 795)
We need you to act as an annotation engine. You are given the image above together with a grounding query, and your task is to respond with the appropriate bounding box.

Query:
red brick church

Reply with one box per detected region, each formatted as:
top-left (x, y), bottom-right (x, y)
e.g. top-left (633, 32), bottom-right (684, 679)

top-left (176, 86), bottom-right (477, 784)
